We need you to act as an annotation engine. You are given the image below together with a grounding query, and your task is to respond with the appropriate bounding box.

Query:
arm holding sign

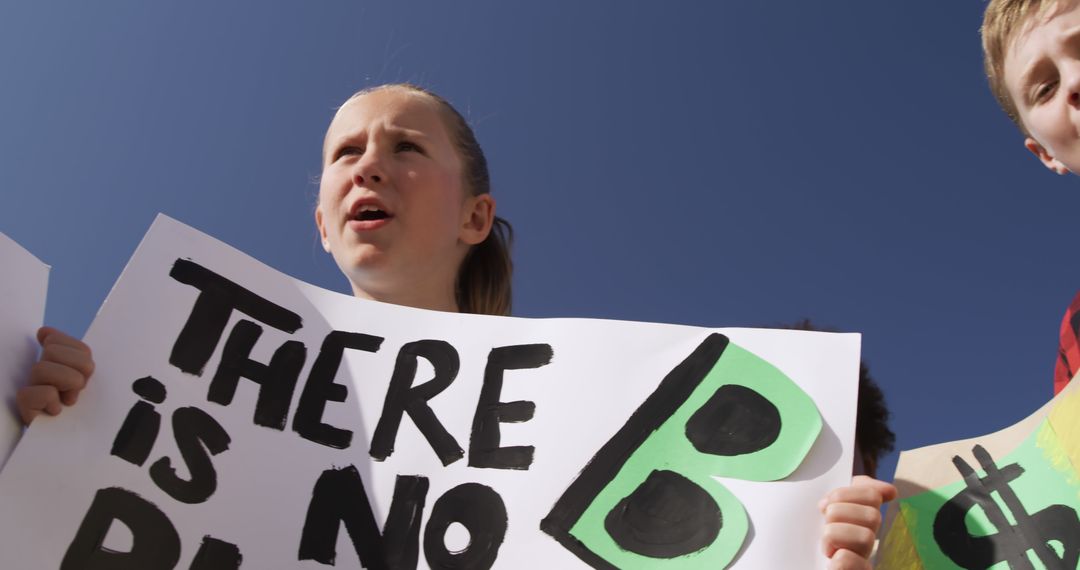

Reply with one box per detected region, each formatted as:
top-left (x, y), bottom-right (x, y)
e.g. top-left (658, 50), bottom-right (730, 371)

top-left (16, 327), bottom-right (94, 425)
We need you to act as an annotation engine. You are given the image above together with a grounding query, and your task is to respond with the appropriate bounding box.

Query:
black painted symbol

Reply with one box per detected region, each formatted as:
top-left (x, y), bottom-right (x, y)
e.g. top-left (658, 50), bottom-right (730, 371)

top-left (685, 384), bottom-right (780, 456)
top-left (541, 333), bottom-right (811, 569)
top-left (603, 469), bottom-right (722, 558)
top-left (933, 444), bottom-right (1080, 569)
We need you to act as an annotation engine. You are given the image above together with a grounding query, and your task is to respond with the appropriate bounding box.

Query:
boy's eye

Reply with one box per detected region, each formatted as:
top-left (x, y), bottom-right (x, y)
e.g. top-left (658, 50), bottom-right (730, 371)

top-left (1034, 80), bottom-right (1059, 103)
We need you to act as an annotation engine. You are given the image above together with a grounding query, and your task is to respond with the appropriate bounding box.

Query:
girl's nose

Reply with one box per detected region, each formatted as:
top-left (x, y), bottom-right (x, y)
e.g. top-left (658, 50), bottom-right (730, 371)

top-left (352, 152), bottom-right (385, 186)
top-left (354, 172), bottom-right (382, 185)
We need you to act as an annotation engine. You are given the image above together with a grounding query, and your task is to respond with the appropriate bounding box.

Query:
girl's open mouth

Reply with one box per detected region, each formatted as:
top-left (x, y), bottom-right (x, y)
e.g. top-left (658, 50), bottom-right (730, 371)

top-left (348, 202), bottom-right (394, 230)
top-left (355, 209), bottom-right (389, 221)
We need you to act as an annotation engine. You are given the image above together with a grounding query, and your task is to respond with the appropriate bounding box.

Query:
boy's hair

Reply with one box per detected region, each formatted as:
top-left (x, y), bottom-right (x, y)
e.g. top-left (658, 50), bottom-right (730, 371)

top-left (982, 0), bottom-right (1078, 131)
top-left (771, 319), bottom-right (896, 477)
top-left (339, 84), bottom-right (514, 316)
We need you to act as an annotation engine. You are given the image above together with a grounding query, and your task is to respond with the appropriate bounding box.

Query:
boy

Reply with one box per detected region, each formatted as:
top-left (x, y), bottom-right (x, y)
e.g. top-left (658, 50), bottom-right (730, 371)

top-left (983, 0), bottom-right (1080, 176)
top-left (982, 0), bottom-right (1080, 393)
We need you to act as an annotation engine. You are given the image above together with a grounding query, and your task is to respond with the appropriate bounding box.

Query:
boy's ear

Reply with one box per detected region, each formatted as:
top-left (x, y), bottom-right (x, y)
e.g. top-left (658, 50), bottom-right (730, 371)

top-left (315, 207), bottom-right (331, 252)
top-left (1025, 137), bottom-right (1070, 175)
top-left (460, 194), bottom-right (495, 246)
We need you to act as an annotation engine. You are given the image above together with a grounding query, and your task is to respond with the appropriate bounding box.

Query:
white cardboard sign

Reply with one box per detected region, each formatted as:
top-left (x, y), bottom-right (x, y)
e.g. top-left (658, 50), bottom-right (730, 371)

top-left (0, 231), bottom-right (48, 471)
top-left (0, 216), bottom-right (860, 569)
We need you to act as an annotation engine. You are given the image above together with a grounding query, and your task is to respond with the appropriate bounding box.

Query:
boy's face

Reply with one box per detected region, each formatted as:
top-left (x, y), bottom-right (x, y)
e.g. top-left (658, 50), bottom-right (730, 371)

top-left (1004, 1), bottom-right (1080, 175)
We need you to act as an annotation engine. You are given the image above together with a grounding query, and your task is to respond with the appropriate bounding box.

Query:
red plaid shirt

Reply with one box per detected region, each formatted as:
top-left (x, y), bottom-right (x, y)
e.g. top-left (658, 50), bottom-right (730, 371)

top-left (1055, 291), bottom-right (1080, 394)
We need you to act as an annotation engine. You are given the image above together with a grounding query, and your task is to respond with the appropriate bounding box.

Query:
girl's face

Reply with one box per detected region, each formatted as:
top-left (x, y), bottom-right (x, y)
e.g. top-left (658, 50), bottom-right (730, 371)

top-left (316, 87), bottom-right (493, 310)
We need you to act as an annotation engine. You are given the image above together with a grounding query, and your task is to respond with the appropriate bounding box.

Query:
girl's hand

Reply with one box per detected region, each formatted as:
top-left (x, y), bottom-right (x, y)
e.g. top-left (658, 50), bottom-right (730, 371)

top-left (15, 326), bottom-right (94, 425)
top-left (820, 475), bottom-right (898, 569)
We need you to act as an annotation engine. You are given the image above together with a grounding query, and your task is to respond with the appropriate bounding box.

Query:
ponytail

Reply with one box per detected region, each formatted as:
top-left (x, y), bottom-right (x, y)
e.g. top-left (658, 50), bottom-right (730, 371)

top-left (457, 216), bottom-right (513, 316)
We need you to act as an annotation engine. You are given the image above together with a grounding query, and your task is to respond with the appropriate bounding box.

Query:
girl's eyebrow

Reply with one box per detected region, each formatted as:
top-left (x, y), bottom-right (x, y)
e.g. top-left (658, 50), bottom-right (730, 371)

top-left (333, 125), bottom-right (430, 144)
top-left (383, 126), bottom-right (430, 140)
top-left (328, 128), bottom-right (363, 146)
top-left (325, 122), bottom-right (434, 158)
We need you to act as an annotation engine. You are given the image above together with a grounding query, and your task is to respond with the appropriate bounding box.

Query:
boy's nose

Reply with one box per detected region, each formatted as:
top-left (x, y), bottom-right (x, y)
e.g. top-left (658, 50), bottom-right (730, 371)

top-left (1064, 66), bottom-right (1080, 108)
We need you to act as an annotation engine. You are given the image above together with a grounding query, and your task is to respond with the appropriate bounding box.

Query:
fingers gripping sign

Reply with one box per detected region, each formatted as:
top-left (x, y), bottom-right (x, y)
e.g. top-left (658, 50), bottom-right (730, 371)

top-left (17, 326), bottom-right (94, 425)
top-left (820, 476), bottom-right (897, 567)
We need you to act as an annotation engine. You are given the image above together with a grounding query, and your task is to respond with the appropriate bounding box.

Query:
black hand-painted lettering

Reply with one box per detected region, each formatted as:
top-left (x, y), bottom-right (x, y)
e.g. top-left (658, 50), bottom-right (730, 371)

top-left (169, 259), bottom-right (302, 376)
top-left (133, 376), bottom-right (167, 403)
top-left (189, 536), bottom-right (243, 570)
top-left (469, 344), bottom-right (552, 470)
top-left (423, 483), bottom-right (508, 570)
top-left (370, 340), bottom-right (464, 466)
top-left (299, 465), bottom-right (429, 570)
top-left (111, 377), bottom-right (167, 467)
top-left (148, 407), bottom-right (231, 504)
top-left (207, 319), bottom-right (306, 430)
top-left (685, 384), bottom-right (780, 456)
top-left (603, 469), bottom-right (721, 558)
top-left (541, 333), bottom-right (730, 569)
top-left (294, 330), bottom-right (384, 449)
top-left (61, 487), bottom-right (180, 570)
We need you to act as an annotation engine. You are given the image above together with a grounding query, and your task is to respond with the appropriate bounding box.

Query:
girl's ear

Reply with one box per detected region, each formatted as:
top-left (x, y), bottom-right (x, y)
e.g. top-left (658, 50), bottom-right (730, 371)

top-left (1025, 137), bottom-right (1070, 175)
top-left (315, 206), bottom-right (332, 252)
top-left (460, 194), bottom-right (495, 245)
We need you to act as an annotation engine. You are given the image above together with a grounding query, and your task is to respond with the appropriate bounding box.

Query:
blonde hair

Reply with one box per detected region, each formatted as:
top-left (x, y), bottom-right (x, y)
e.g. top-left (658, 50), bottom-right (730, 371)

top-left (982, 0), bottom-right (1078, 130)
top-left (334, 84), bottom-right (514, 316)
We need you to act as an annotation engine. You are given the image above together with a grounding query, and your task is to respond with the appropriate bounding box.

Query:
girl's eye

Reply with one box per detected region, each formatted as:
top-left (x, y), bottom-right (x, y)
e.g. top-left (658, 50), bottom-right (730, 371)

top-left (335, 146), bottom-right (363, 160)
top-left (396, 141), bottom-right (422, 153)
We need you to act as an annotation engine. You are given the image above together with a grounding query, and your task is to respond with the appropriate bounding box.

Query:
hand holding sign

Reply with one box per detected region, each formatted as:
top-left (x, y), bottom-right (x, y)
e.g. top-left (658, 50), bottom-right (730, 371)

top-left (819, 476), bottom-right (897, 562)
top-left (17, 326), bottom-right (94, 425)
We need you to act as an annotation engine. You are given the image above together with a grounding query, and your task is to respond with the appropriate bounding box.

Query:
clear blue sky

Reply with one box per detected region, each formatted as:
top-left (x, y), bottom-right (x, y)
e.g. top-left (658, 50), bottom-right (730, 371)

top-left (2, 1), bottom-right (1075, 483)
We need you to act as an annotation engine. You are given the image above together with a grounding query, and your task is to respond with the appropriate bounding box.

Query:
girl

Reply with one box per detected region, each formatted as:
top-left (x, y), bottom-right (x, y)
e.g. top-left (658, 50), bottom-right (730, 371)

top-left (16, 83), bottom-right (893, 569)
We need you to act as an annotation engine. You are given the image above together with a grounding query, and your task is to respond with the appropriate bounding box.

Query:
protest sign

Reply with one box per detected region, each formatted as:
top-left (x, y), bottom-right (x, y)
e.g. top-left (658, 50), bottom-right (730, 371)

top-left (0, 215), bottom-right (860, 569)
top-left (879, 376), bottom-right (1080, 569)
top-left (0, 231), bottom-right (48, 471)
